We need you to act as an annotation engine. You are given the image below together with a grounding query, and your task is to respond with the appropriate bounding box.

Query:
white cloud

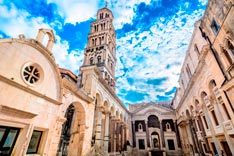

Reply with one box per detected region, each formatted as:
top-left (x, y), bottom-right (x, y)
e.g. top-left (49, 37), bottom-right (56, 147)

top-left (47, 0), bottom-right (99, 24)
top-left (116, 6), bottom-right (205, 103)
top-left (0, 4), bottom-right (50, 38)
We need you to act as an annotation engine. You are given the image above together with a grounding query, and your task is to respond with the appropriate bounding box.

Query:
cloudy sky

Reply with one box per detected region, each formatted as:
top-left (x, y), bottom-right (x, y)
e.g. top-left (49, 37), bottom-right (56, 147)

top-left (0, 0), bottom-right (207, 105)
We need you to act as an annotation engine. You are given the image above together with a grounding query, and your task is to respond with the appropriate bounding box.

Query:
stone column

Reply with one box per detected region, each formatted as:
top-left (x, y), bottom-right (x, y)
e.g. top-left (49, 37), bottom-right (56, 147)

top-left (174, 120), bottom-right (181, 148)
top-left (197, 115), bottom-right (210, 152)
top-left (116, 120), bottom-right (120, 152)
top-left (160, 120), bottom-right (165, 148)
top-left (189, 119), bottom-right (198, 153)
top-left (95, 108), bottom-right (103, 148)
top-left (124, 124), bottom-right (127, 150)
top-left (111, 117), bottom-right (116, 153)
top-left (132, 121), bottom-right (136, 147)
top-left (145, 120), bottom-right (150, 148)
top-left (104, 112), bottom-right (110, 151)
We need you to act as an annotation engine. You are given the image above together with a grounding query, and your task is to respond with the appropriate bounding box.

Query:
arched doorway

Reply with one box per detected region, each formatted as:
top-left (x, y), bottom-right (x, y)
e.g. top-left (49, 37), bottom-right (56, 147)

top-left (151, 132), bottom-right (160, 149)
top-left (57, 103), bottom-right (86, 156)
top-left (57, 105), bottom-right (75, 156)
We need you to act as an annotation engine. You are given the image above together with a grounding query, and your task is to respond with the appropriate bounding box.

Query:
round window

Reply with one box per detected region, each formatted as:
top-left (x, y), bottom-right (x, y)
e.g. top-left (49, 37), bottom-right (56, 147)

top-left (21, 63), bottom-right (43, 86)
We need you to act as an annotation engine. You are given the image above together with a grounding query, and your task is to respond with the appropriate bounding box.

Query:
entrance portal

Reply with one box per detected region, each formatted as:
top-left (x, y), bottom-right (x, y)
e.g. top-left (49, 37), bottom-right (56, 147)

top-left (57, 105), bottom-right (75, 156)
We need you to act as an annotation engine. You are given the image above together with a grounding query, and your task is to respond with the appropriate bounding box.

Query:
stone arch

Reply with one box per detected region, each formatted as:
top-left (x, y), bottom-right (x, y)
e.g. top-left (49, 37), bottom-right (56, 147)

top-left (208, 79), bottom-right (217, 100)
top-left (58, 102), bottom-right (86, 156)
top-left (186, 109), bottom-right (191, 118)
top-left (95, 93), bottom-right (103, 106)
top-left (148, 115), bottom-right (160, 128)
top-left (36, 28), bottom-right (56, 51)
top-left (151, 131), bottom-right (160, 148)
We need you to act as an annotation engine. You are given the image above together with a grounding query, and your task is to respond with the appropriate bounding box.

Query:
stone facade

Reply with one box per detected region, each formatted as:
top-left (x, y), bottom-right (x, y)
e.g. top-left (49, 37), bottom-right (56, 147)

top-left (173, 0), bottom-right (234, 156)
top-left (129, 102), bottom-right (181, 156)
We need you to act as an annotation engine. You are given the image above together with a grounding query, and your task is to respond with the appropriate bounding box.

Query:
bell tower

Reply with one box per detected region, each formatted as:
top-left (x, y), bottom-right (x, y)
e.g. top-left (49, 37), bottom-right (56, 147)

top-left (80, 5), bottom-right (116, 91)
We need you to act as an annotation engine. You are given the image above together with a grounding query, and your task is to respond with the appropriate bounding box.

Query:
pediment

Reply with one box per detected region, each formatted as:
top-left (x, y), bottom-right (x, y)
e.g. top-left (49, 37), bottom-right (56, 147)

top-left (132, 104), bottom-right (173, 115)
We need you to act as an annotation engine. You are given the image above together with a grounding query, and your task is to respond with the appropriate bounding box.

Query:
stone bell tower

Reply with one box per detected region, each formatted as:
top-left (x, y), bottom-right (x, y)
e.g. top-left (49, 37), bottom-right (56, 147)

top-left (80, 5), bottom-right (117, 91)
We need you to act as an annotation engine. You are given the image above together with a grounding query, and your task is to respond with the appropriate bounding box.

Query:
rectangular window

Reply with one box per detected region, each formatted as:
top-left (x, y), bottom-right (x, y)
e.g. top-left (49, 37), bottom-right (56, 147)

top-left (211, 110), bottom-right (219, 126)
top-left (222, 104), bottom-right (231, 120)
top-left (211, 19), bottom-right (220, 35)
top-left (168, 139), bottom-right (175, 150)
top-left (186, 65), bottom-right (192, 78)
top-left (138, 139), bottom-right (145, 149)
top-left (27, 130), bottom-right (43, 154)
top-left (203, 116), bottom-right (209, 129)
top-left (0, 126), bottom-right (20, 156)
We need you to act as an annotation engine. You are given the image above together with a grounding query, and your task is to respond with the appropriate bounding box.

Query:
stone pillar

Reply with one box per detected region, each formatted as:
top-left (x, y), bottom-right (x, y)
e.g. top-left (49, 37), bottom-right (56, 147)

top-left (124, 124), bottom-right (127, 150)
top-left (104, 112), bottom-right (110, 151)
top-left (95, 109), bottom-right (103, 148)
top-left (174, 120), bottom-right (181, 148)
top-left (160, 120), bottom-right (165, 148)
top-left (204, 110), bottom-right (222, 155)
top-left (189, 119), bottom-right (198, 153)
top-left (132, 121), bottom-right (136, 147)
top-left (111, 117), bottom-right (116, 153)
top-left (197, 115), bottom-right (210, 152)
top-left (145, 120), bottom-right (150, 148)
top-left (116, 120), bottom-right (119, 152)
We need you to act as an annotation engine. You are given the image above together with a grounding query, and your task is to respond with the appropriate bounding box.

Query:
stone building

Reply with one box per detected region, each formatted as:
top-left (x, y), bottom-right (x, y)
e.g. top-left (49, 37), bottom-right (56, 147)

top-left (129, 102), bottom-right (181, 156)
top-left (172, 0), bottom-right (234, 156)
top-left (0, 6), bottom-right (131, 156)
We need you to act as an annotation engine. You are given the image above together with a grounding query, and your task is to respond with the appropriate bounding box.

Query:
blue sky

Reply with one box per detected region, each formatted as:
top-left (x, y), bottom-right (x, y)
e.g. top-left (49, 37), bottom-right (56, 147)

top-left (0, 0), bottom-right (207, 105)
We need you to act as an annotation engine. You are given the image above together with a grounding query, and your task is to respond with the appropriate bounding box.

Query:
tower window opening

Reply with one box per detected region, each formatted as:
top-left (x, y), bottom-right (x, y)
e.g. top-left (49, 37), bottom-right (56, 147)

top-left (90, 57), bottom-right (94, 65)
top-left (97, 56), bottom-right (101, 63)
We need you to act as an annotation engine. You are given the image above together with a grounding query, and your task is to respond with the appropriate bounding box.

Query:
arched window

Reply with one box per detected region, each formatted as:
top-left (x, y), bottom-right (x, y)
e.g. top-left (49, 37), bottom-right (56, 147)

top-left (138, 123), bottom-right (143, 132)
top-left (97, 56), bottom-right (101, 63)
top-left (90, 57), bottom-right (94, 65)
top-left (148, 115), bottom-right (160, 128)
top-left (166, 122), bottom-right (171, 130)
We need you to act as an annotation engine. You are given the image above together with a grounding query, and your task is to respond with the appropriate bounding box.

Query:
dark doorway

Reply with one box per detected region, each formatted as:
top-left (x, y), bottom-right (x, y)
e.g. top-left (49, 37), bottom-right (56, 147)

top-left (168, 139), bottom-right (175, 150)
top-left (211, 142), bottom-right (218, 155)
top-left (138, 139), bottom-right (145, 150)
top-left (57, 105), bottom-right (75, 156)
top-left (221, 141), bottom-right (232, 156)
top-left (0, 126), bottom-right (20, 156)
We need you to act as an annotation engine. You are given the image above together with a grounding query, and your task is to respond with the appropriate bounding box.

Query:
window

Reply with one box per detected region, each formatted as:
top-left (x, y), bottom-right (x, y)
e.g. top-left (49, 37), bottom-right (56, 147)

top-left (211, 142), bottom-right (218, 155)
top-left (168, 139), bottom-right (175, 150)
top-left (22, 63), bottom-right (43, 86)
top-left (211, 110), bottom-right (219, 126)
top-left (0, 126), bottom-right (20, 156)
top-left (222, 104), bottom-right (231, 120)
top-left (90, 57), bottom-right (94, 65)
top-left (203, 116), bottom-right (209, 129)
top-left (194, 44), bottom-right (200, 56)
top-left (186, 64), bottom-right (192, 78)
top-left (211, 19), bottom-right (220, 34)
top-left (97, 56), bottom-right (101, 63)
top-left (27, 130), bottom-right (42, 154)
